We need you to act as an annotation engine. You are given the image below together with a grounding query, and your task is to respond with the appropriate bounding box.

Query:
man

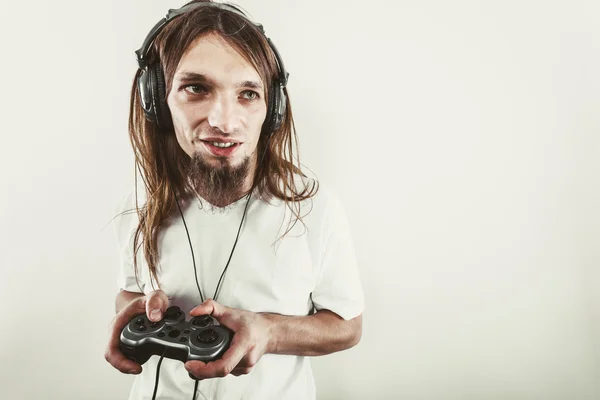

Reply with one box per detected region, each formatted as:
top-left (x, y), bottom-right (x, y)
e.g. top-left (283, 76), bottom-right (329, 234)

top-left (105, 1), bottom-right (364, 399)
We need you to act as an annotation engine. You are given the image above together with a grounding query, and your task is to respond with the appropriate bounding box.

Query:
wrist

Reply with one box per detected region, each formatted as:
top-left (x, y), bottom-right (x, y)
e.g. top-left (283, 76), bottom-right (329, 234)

top-left (259, 313), bottom-right (279, 354)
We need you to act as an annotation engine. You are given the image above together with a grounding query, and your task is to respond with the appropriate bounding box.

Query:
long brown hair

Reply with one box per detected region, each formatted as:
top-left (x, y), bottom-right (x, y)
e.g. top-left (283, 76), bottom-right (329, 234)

top-left (127, 0), bottom-right (318, 290)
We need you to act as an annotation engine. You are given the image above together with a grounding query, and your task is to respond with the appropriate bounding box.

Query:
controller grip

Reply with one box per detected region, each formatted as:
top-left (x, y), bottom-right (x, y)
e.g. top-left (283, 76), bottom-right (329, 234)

top-left (120, 342), bottom-right (151, 365)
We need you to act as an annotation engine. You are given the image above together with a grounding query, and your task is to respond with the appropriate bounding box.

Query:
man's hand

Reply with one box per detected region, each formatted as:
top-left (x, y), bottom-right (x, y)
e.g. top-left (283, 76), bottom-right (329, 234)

top-left (104, 290), bottom-right (170, 374)
top-left (185, 299), bottom-right (273, 379)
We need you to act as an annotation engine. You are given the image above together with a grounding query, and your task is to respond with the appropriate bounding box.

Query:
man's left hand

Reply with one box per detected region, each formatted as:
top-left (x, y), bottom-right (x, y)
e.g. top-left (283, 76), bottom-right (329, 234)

top-left (185, 299), bottom-right (273, 379)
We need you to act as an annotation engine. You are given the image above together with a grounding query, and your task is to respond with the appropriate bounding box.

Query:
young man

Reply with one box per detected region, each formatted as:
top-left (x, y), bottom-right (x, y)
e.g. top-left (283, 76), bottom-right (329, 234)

top-left (105, 1), bottom-right (364, 399)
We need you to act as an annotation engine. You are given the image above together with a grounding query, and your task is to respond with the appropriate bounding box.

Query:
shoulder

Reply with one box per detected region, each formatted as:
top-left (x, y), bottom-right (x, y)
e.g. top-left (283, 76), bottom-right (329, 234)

top-left (286, 171), bottom-right (343, 211)
top-left (112, 186), bottom-right (147, 242)
top-left (114, 184), bottom-right (147, 213)
top-left (288, 175), bottom-right (350, 235)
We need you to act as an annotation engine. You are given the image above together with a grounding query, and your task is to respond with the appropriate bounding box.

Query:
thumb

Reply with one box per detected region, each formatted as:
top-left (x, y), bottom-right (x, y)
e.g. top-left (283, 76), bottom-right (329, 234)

top-left (145, 290), bottom-right (169, 322)
top-left (190, 299), bottom-right (228, 319)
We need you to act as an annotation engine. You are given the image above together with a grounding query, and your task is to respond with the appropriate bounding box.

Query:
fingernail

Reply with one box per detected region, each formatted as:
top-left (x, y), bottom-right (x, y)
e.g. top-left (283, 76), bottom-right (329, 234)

top-left (150, 309), bottom-right (161, 320)
top-left (128, 369), bottom-right (138, 374)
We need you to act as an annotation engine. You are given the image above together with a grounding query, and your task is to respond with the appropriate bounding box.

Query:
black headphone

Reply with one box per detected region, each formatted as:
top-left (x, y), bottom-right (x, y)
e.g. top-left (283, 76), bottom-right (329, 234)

top-left (134, 2), bottom-right (290, 135)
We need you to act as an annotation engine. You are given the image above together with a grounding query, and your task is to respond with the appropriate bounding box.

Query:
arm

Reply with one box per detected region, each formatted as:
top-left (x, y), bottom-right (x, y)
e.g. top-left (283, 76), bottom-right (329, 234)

top-left (263, 309), bottom-right (362, 356)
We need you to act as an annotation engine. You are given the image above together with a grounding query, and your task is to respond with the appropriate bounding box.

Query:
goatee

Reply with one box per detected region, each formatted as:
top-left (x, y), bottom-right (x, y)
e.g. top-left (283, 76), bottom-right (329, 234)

top-left (188, 153), bottom-right (252, 207)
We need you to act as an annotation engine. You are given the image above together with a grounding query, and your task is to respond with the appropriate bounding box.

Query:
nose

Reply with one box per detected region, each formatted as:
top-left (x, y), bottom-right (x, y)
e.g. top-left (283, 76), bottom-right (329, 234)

top-left (207, 94), bottom-right (239, 134)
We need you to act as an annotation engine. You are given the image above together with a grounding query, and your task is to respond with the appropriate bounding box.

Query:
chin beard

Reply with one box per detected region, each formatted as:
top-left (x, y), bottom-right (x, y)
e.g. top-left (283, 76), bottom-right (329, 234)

top-left (188, 153), bottom-right (252, 206)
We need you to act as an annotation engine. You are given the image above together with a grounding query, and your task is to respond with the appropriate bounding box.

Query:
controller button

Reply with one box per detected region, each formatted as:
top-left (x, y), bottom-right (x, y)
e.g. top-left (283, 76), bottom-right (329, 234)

top-left (168, 329), bottom-right (181, 338)
top-left (166, 326), bottom-right (173, 331)
top-left (136, 325), bottom-right (147, 332)
top-left (184, 329), bottom-right (191, 334)
top-left (164, 306), bottom-right (182, 320)
top-left (135, 318), bottom-right (145, 325)
top-left (180, 337), bottom-right (187, 342)
top-left (158, 332), bottom-right (165, 337)
top-left (197, 329), bottom-right (218, 344)
top-left (151, 322), bottom-right (161, 328)
top-left (192, 315), bottom-right (212, 328)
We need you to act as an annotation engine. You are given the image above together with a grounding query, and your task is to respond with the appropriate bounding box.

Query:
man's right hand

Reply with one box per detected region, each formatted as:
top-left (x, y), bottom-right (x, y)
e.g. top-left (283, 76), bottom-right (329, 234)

top-left (104, 289), bottom-right (170, 374)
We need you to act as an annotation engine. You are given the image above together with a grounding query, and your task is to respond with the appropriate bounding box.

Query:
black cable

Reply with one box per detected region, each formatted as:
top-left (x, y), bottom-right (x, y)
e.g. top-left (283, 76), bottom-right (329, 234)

top-left (174, 189), bottom-right (205, 302)
top-left (152, 348), bottom-right (168, 400)
top-left (212, 191), bottom-right (252, 300)
top-left (169, 135), bottom-right (273, 399)
top-left (176, 135), bottom-right (272, 303)
top-left (192, 379), bottom-right (200, 400)
top-left (211, 136), bottom-right (272, 301)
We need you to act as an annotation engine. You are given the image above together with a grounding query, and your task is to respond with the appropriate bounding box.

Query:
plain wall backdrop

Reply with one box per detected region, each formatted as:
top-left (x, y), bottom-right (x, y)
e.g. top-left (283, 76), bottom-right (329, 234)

top-left (1, 0), bottom-right (599, 399)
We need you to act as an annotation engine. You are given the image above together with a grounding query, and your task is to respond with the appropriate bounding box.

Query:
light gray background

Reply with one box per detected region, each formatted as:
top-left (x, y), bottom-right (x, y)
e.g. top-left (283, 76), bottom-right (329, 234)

top-left (1, 0), bottom-right (599, 399)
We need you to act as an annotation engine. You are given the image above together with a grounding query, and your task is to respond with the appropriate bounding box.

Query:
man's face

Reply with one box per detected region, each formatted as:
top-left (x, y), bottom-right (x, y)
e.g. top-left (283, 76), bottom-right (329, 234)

top-left (167, 33), bottom-right (267, 171)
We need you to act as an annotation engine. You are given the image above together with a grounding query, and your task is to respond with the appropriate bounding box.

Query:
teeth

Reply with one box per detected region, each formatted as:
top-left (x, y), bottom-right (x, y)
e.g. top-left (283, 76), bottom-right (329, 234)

top-left (211, 142), bottom-right (235, 148)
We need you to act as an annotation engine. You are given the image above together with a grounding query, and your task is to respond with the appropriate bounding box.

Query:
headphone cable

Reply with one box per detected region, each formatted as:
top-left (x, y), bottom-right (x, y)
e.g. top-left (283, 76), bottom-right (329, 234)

top-left (175, 135), bottom-right (271, 303)
top-left (167, 136), bottom-right (271, 399)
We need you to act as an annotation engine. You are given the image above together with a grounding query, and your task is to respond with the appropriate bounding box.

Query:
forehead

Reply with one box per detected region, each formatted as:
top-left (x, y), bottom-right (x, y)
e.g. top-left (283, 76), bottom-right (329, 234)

top-left (174, 33), bottom-right (263, 85)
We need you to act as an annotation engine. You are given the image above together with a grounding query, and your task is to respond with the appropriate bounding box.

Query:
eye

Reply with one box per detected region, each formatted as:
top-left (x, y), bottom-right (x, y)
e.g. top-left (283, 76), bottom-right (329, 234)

top-left (183, 84), bottom-right (208, 95)
top-left (241, 90), bottom-right (260, 101)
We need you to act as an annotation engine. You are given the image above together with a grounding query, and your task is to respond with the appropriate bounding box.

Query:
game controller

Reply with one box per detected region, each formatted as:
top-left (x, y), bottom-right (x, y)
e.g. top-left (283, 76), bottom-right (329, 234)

top-left (120, 305), bottom-right (232, 374)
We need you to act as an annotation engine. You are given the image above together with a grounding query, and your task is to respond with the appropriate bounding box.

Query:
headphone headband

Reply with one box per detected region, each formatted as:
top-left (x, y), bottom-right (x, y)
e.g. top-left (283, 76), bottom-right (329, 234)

top-left (135, 4), bottom-right (250, 67)
top-left (134, 2), bottom-right (288, 85)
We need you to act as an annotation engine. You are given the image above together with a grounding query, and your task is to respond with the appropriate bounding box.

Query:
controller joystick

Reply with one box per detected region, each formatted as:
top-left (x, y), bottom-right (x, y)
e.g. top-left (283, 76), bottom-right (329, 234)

top-left (119, 306), bottom-right (232, 372)
top-left (164, 305), bottom-right (183, 321)
top-left (197, 328), bottom-right (219, 344)
top-left (190, 315), bottom-right (213, 328)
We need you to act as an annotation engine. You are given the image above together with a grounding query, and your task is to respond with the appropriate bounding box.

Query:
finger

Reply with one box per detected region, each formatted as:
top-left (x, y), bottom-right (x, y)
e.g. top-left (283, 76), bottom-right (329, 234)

top-left (190, 300), bottom-right (240, 332)
top-left (189, 299), bottom-right (229, 319)
top-left (105, 298), bottom-right (147, 374)
top-left (184, 360), bottom-right (207, 380)
top-left (145, 290), bottom-right (169, 322)
top-left (231, 366), bottom-right (252, 376)
top-left (104, 343), bottom-right (142, 374)
top-left (185, 334), bottom-right (248, 378)
top-left (230, 355), bottom-right (255, 376)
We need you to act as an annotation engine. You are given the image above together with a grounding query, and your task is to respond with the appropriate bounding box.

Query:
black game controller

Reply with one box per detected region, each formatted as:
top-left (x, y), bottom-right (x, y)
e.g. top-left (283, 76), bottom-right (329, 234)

top-left (120, 305), bottom-right (232, 375)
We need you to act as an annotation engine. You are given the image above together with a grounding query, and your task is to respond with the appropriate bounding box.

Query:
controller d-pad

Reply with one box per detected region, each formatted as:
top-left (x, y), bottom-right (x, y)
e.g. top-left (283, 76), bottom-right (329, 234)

top-left (197, 329), bottom-right (218, 344)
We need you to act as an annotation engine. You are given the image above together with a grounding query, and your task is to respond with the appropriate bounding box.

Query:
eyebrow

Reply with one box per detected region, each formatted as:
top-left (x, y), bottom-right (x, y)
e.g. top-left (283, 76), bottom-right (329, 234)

top-left (176, 71), bottom-right (263, 90)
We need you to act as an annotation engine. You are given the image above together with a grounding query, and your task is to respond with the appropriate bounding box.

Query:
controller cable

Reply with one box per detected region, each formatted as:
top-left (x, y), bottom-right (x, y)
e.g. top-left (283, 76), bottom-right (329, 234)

top-left (150, 347), bottom-right (200, 400)
top-left (150, 135), bottom-right (271, 400)
top-left (152, 348), bottom-right (167, 400)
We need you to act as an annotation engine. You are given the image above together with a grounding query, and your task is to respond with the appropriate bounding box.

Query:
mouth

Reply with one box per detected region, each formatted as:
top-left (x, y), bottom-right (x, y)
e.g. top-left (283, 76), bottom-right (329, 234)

top-left (199, 139), bottom-right (241, 157)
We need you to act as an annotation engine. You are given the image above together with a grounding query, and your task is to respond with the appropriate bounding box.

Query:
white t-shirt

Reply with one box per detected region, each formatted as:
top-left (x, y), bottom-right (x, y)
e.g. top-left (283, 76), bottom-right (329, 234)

top-left (113, 179), bottom-right (364, 400)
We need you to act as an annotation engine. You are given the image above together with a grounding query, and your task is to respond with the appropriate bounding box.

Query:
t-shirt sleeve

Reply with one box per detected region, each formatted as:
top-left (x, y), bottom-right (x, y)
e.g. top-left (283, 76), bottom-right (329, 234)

top-left (113, 190), bottom-right (149, 294)
top-left (310, 191), bottom-right (365, 320)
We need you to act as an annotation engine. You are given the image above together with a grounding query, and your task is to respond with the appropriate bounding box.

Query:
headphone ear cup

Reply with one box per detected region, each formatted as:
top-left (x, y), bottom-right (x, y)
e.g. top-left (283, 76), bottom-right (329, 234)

top-left (137, 67), bottom-right (157, 123)
top-left (261, 83), bottom-right (276, 136)
top-left (263, 82), bottom-right (286, 136)
top-left (149, 63), bottom-right (172, 131)
top-left (273, 84), bottom-right (286, 133)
